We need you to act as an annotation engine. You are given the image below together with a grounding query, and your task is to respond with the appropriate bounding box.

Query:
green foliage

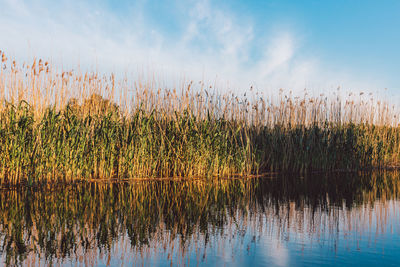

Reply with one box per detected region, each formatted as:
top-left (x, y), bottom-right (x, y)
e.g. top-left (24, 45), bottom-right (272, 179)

top-left (0, 96), bottom-right (400, 186)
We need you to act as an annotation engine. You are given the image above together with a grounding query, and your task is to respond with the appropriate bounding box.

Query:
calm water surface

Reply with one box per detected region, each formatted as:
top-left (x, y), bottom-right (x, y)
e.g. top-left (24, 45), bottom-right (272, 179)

top-left (0, 172), bottom-right (399, 266)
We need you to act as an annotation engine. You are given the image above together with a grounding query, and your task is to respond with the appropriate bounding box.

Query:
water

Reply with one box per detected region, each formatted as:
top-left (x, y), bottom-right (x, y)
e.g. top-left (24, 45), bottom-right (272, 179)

top-left (0, 172), bottom-right (399, 266)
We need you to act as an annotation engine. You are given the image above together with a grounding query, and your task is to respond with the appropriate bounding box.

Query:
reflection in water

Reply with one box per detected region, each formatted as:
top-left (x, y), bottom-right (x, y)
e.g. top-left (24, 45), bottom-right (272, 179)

top-left (0, 172), bottom-right (400, 266)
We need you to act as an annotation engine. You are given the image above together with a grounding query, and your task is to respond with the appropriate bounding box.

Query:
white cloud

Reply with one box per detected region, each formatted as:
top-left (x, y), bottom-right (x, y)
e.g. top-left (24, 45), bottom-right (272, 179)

top-left (259, 33), bottom-right (295, 77)
top-left (0, 0), bottom-right (388, 96)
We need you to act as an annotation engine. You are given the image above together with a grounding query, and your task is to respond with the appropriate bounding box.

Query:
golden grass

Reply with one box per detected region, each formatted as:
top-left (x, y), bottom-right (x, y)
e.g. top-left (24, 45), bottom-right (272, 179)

top-left (0, 50), bottom-right (400, 185)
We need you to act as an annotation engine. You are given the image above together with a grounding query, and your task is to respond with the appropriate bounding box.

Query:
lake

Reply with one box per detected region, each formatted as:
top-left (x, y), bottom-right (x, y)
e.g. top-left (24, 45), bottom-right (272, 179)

top-left (1, 172), bottom-right (399, 266)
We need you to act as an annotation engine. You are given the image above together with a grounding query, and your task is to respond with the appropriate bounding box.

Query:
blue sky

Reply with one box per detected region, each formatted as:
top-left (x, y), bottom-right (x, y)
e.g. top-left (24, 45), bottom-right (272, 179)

top-left (1, 0), bottom-right (399, 94)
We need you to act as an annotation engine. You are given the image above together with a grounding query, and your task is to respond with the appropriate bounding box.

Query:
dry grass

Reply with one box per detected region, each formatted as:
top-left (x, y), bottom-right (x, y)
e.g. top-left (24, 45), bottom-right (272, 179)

top-left (0, 50), bottom-right (400, 185)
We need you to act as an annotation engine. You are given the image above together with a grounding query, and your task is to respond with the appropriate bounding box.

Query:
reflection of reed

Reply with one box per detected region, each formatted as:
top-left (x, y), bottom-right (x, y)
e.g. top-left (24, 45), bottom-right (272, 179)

top-left (0, 171), bottom-right (399, 266)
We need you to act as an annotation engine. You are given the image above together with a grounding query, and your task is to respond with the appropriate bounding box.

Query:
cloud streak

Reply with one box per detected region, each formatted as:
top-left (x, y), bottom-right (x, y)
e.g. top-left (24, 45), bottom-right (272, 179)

top-left (0, 0), bottom-right (387, 95)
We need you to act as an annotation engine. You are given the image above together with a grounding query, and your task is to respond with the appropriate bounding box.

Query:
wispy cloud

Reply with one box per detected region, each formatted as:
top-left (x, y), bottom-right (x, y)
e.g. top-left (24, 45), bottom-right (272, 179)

top-left (0, 0), bottom-right (386, 94)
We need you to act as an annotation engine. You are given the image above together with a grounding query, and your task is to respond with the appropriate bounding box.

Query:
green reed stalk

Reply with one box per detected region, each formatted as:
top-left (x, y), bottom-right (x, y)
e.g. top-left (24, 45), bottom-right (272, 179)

top-left (1, 51), bottom-right (400, 185)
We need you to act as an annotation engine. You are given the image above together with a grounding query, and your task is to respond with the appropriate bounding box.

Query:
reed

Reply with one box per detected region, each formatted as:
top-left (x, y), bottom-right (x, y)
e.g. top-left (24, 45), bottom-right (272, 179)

top-left (0, 50), bottom-right (400, 185)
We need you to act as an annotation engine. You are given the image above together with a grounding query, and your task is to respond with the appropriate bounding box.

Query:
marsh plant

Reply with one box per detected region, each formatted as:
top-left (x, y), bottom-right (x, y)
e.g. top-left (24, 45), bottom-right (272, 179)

top-left (1, 50), bottom-right (400, 185)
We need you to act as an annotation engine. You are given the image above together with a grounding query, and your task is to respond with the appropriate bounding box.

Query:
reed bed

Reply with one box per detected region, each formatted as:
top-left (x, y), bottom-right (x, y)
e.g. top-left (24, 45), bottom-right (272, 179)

top-left (0, 50), bottom-right (400, 185)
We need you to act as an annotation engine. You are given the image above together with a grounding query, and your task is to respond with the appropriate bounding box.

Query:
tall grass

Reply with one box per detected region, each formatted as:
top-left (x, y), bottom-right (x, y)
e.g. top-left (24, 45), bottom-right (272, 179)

top-left (0, 50), bottom-right (400, 185)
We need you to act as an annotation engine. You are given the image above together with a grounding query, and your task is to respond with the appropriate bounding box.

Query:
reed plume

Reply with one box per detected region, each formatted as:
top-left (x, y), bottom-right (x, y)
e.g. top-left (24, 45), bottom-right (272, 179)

top-left (0, 51), bottom-right (400, 185)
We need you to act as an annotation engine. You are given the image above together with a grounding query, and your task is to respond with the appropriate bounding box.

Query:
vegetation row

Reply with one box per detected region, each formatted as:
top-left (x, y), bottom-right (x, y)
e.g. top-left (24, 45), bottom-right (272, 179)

top-left (1, 50), bottom-right (399, 185)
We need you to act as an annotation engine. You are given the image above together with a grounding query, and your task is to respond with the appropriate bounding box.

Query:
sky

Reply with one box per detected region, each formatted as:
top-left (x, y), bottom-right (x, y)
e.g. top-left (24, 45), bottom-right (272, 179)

top-left (0, 0), bottom-right (399, 95)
